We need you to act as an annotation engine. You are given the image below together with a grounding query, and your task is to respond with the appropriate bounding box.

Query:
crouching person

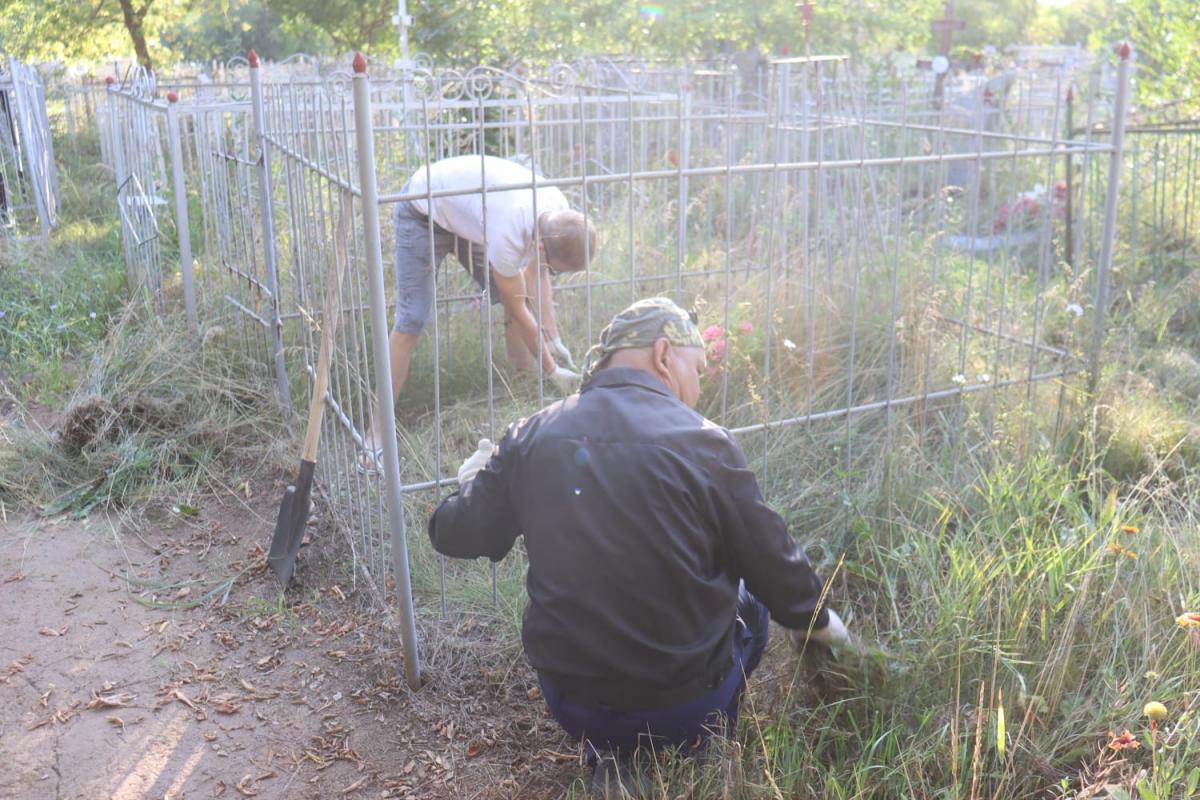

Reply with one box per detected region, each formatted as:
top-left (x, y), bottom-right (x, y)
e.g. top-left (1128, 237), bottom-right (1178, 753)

top-left (428, 297), bottom-right (850, 795)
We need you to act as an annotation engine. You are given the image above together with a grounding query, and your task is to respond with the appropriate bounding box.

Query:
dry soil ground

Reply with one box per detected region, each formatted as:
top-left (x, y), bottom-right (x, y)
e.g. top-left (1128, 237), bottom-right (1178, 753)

top-left (0, 488), bottom-right (587, 800)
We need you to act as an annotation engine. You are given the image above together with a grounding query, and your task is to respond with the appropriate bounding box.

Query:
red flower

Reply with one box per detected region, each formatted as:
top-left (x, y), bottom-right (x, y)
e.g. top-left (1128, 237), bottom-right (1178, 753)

top-left (1107, 730), bottom-right (1140, 751)
top-left (702, 324), bottom-right (725, 342)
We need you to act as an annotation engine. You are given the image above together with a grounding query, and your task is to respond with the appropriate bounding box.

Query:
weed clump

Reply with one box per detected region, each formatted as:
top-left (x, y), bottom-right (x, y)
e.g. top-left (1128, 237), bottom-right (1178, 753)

top-left (1093, 376), bottom-right (1200, 483)
top-left (0, 301), bottom-right (289, 517)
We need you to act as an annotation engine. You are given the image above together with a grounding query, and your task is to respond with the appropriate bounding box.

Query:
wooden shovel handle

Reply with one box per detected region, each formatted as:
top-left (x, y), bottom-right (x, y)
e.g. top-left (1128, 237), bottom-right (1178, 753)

top-left (301, 193), bottom-right (352, 463)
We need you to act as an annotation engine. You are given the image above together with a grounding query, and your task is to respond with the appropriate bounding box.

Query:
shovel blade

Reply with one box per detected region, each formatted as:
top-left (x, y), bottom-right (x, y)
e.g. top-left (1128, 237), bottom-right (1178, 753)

top-left (268, 460), bottom-right (315, 590)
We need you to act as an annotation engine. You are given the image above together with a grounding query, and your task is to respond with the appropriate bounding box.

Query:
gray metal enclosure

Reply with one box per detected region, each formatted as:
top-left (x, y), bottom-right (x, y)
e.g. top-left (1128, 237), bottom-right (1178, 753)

top-left (0, 56), bottom-right (60, 239)
top-left (96, 47), bottom-right (1132, 688)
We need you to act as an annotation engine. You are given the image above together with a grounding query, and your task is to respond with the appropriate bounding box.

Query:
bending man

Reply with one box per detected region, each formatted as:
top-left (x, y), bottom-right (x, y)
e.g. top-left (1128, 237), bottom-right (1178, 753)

top-left (363, 154), bottom-right (597, 470)
top-left (429, 297), bottom-right (850, 794)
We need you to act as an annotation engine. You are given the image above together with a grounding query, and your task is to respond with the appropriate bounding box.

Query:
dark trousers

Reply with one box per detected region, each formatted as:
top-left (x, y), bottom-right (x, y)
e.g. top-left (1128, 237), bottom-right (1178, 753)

top-left (538, 583), bottom-right (770, 758)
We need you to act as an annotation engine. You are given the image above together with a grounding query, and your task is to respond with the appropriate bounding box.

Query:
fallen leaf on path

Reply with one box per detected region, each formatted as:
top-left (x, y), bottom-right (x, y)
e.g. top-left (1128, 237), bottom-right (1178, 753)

top-left (235, 775), bottom-right (259, 796)
top-left (465, 741), bottom-right (484, 758)
top-left (213, 694), bottom-right (242, 714)
top-left (4, 573), bottom-right (26, 583)
top-left (106, 715), bottom-right (125, 732)
top-left (340, 776), bottom-right (367, 794)
top-left (541, 750), bottom-right (576, 763)
top-left (86, 691), bottom-right (136, 709)
top-left (173, 689), bottom-right (207, 719)
top-left (39, 626), bottom-right (69, 637)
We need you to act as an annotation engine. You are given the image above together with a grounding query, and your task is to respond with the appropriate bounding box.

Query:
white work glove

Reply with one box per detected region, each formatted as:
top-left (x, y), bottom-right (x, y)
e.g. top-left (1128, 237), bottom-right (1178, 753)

top-left (551, 336), bottom-right (576, 370)
top-left (792, 609), bottom-right (852, 651)
top-left (549, 366), bottom-right (581, 394)
top-left (456, 439), bottom-right (494, 485)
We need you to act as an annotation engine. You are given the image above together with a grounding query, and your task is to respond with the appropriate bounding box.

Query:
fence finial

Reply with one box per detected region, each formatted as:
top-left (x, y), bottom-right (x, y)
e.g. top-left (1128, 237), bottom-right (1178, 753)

top-left (353, 52), bottom-right (367, 74)
top-left (248, 49), bottom-right (260, 68)
top-left (1117, 42), bottom-right (1131, 60)
top-left (105, 76), bottom-right (114, 85)
top-left (167, 91), bottom-right (179, 103)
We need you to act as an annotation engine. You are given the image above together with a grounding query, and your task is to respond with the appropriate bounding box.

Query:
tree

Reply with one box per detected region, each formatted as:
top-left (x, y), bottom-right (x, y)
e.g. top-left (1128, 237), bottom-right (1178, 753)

top-left (116, 0), bottom-right (154, 69)
top-left (266, 0), bottom-right (396, 55)
top-left (1099, 0), bottom-right (1200, 114)
top-left (0, 0), bottom-right (191, 71)
top-left (160, 0), bottom-right (331, 65)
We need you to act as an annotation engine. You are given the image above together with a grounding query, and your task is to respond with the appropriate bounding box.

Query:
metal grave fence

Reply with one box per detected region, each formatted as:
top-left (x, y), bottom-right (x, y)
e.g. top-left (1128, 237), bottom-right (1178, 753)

top-left (0, 56), bottom-right (60, 239)
top-left (94, 46), bottom-right (1135, 688)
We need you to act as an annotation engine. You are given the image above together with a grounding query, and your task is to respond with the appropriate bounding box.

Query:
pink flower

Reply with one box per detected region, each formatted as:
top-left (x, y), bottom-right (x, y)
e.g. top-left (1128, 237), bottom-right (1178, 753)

top-left (737, 321), bottom-right (753, 335)
top-left (702, 324), bottom-right (725, 342)
top-left (707, 339), bottom-right (728, 361)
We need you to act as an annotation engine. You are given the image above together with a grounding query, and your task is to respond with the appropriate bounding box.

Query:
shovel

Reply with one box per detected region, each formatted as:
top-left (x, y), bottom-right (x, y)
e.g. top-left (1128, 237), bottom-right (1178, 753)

top-left (268, 195), bottom-right (351, 590)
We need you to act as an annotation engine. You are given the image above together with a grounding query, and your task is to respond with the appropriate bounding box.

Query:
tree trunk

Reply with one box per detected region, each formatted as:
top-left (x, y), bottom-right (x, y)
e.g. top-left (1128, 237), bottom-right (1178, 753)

top-left (116, 0), bottom-right (154, 71)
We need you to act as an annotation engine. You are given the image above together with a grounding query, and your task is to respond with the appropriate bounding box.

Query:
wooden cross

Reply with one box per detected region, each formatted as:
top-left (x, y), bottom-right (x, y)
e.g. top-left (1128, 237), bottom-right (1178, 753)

top-left (930, 0), bottom-right (964, 107)
top-left (930, 0), bottom-right (965, 57)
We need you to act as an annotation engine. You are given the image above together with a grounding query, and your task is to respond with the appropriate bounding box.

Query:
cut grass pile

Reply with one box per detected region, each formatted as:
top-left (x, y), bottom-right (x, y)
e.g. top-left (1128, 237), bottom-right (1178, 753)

top-left (0, 301), bottom-right (290, 517)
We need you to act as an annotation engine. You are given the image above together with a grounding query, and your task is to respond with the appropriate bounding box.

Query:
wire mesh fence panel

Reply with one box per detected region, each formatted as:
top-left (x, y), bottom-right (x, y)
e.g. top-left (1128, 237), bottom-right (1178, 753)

top-left (1118, 120), bottom-right (1199, 284)
top-left (105, 70), bottom-right (171, 305)
top-left (260, 71), bottom-right (401, 605)
top-left (188, 96), bottom-right (278, 368)
top-left (0, 56), bottom-right (60, 239)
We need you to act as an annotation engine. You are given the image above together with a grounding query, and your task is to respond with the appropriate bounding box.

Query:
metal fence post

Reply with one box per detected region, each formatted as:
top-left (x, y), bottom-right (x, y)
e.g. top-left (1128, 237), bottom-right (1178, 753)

top-left (105, 77), bottom-right (136, 290)
top-left (1088, 42), bottom-right (1132, 393)
top-left (352, 52), bottom-right (422, 691)
top-left (166, 91), bottom-right (198, 335)
top-left (249, 50), bottom-right (294, 412)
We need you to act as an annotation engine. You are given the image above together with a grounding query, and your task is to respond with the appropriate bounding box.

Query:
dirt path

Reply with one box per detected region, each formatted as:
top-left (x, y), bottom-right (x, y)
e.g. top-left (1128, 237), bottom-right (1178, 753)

top-left (0, 494), bottom-right (583, 799)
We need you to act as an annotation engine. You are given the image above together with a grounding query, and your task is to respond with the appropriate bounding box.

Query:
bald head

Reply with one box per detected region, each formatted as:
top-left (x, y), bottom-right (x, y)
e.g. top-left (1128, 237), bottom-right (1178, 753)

top-left (537, 209), bottom-right (597, 273)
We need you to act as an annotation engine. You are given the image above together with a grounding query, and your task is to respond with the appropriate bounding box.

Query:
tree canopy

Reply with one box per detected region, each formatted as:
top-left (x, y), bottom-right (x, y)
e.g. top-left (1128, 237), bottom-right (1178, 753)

top-left (0, 0), bottom-right (1196, 114)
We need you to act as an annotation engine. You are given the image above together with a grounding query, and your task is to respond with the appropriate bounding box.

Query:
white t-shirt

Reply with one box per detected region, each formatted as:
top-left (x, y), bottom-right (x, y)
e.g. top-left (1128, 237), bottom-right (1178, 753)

top-left (405, 155), bottom-right (569, 278)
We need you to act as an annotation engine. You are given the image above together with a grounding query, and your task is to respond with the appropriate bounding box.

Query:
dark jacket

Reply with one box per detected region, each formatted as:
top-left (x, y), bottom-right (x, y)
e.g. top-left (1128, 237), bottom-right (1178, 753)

top-left (428, 367), bottom-right (830, 692)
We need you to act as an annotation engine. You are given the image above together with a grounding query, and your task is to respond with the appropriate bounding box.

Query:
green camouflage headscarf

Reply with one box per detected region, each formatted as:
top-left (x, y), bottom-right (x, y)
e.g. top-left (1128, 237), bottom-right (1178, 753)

top-left (582, 297), bottom-right (704, 381)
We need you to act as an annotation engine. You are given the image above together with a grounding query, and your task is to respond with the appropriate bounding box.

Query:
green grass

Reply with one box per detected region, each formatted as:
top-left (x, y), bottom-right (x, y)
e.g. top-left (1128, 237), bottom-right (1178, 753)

top-left (0, 128), bottom-right (128, 403)
top-left (0, 127), bottom-right (291, 519)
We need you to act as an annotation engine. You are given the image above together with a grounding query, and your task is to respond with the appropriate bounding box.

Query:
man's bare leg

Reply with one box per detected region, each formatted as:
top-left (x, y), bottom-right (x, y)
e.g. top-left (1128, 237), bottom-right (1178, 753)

top-left (363, 330), bottom-right (420, 467)
top-left (504, 306), bottom-right (539, 372)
